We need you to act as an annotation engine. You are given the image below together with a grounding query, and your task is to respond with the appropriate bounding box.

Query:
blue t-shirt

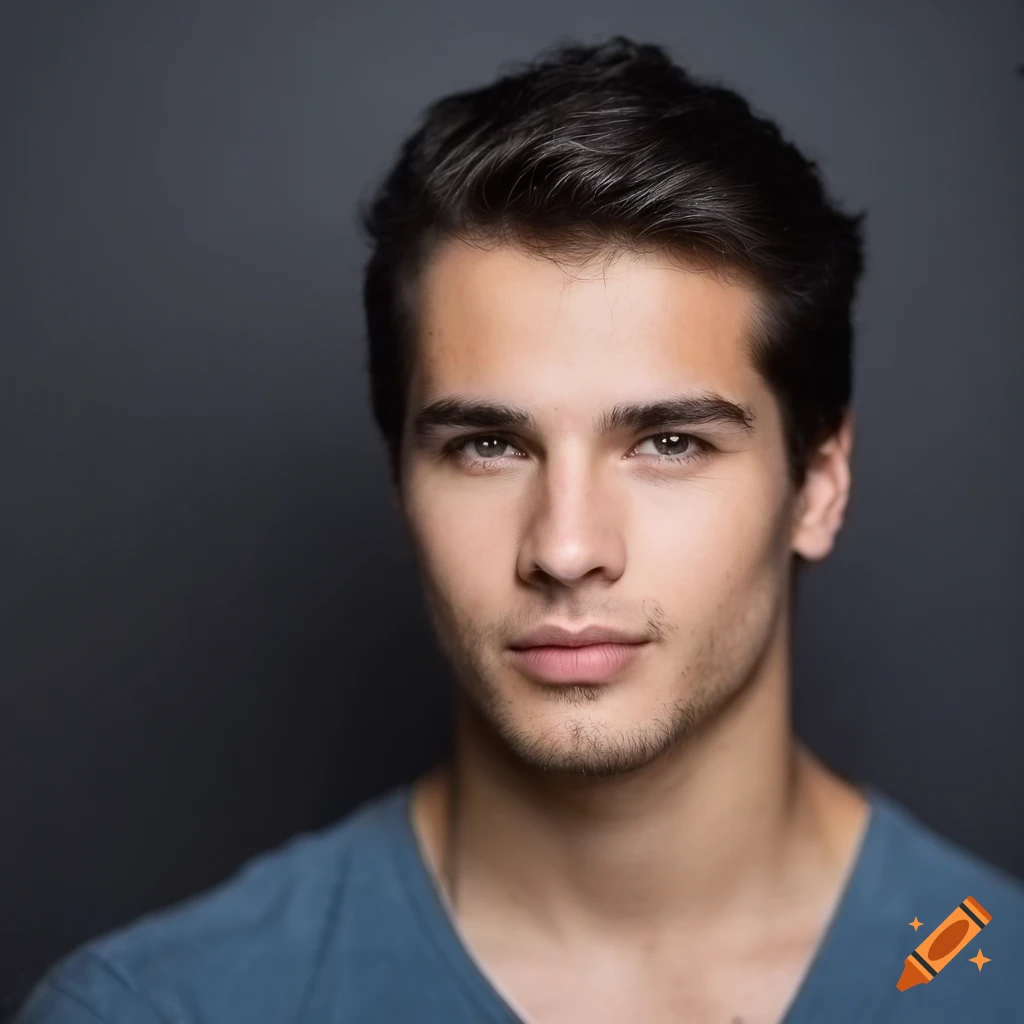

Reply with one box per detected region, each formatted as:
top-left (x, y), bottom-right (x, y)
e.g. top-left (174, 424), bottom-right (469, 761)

top-left (13, 781), bottom-right (1024, 1022)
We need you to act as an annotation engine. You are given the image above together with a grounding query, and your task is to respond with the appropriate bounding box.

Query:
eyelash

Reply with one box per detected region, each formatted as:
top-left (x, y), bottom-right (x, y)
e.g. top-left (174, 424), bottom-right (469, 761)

top-left (441, 430), bottom-right (715, 471)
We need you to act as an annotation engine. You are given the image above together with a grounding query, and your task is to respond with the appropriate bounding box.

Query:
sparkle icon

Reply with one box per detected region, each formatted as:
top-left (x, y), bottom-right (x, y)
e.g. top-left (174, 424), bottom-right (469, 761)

top-left (968, 950), bottom-right (991, 972)
top-left (909, 917), bottom-right (923, 931)
top-left (896, 896), bottom-right (992, 991)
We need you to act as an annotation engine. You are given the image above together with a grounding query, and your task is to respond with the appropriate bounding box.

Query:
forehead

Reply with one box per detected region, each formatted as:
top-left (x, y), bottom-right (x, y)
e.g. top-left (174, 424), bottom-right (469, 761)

top-left (410, 238), bottom-right (767, 406)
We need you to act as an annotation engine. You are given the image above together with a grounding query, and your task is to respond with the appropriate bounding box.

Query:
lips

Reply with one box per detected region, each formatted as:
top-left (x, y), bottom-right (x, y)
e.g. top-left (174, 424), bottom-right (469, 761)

top-left (506, 640), bottom-right (648, 684)
top-left (509, 623), bottom-right (649, 649)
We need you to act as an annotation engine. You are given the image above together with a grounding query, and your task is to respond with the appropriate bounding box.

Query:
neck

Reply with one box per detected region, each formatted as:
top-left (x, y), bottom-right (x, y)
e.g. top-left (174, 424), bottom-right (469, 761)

top-left (413, 617), bottom-right (868, 950)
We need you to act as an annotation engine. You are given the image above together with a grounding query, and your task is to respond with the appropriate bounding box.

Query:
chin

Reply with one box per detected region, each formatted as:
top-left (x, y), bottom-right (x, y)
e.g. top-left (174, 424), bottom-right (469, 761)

top-left (487, 701), bottom-right (689, 778)
top-left (506, 736), bottom-right (669, 778)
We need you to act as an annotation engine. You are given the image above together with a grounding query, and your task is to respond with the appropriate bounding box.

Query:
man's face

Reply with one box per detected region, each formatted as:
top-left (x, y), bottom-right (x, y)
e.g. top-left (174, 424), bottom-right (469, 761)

top-left (397, 240), bottom-right (800, 778)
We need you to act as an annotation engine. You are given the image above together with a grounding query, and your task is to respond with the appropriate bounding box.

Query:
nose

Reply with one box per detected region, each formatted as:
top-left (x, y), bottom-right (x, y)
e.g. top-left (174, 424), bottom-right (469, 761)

top-left (515, 456), bottom-right (627, 589)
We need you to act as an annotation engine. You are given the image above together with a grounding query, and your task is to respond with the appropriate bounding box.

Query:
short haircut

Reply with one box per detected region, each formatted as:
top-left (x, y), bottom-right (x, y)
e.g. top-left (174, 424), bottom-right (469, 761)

top-left (358, 35), bottom-right (867, 493)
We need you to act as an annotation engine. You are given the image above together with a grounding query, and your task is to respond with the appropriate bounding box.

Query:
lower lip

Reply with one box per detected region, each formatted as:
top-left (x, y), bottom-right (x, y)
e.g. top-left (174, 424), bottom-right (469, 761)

top-left (507, 642), bottom-right (648, 683)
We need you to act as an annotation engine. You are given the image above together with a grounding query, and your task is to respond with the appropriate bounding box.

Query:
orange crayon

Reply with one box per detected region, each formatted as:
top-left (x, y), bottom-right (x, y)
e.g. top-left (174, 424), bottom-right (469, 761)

top-left (896, 896), bottom-right (991, 991)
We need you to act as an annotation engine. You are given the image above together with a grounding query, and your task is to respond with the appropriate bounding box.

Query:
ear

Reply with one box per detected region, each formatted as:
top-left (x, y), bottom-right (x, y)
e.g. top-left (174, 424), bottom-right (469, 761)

top-left (791, 408), bottom-right (855, 562)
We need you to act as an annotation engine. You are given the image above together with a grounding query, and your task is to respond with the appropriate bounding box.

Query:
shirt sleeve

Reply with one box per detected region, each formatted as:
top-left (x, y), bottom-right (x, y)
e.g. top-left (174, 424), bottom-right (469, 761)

top-left (11, 951), bottom-right (172, 1024)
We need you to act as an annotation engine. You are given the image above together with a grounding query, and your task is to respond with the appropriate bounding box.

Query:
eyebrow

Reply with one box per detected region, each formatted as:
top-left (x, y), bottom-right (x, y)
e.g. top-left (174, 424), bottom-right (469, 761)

top-left (411, 391), bottom-right (756, 443)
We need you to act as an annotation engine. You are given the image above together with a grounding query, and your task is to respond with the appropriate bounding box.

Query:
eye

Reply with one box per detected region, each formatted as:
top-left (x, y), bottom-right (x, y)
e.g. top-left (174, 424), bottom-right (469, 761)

top-left (455, 436), bottom-right (526, 461)
top-left (444, 430), bottom-right (713, 468)
top-left (631, 432), bottom-right (709, 461)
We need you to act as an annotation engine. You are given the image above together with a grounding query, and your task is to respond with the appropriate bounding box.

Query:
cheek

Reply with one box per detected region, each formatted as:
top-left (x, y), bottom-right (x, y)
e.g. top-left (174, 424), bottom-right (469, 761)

top-left (630, 474), bottom-right (789, 603)
top-left (405, 481), bottom-right (514, 606)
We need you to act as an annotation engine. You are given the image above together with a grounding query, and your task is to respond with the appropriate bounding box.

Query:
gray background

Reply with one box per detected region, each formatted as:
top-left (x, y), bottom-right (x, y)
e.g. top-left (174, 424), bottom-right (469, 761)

top-left (2, 0), bottom-right (1022, 1013)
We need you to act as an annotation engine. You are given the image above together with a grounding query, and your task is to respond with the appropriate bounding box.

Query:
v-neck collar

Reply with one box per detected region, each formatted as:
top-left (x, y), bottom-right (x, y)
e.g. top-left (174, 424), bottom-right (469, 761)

top-left (389, 780), bottom-right (894, 1024)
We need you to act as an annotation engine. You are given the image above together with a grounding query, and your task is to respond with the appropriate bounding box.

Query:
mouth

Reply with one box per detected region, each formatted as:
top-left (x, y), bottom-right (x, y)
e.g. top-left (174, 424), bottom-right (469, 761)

top-left (506, 641), bottom-right (649, 684)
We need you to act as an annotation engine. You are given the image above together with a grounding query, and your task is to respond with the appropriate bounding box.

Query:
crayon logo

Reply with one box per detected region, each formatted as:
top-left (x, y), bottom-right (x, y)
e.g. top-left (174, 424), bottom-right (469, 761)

top-left (896, 896), bottom-right (992, 991)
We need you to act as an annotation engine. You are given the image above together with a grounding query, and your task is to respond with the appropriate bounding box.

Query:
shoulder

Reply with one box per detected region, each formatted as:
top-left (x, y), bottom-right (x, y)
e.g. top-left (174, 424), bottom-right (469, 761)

top-left (12, 785), bottom-right (408, 1024)
top-left (868, 785), bottom-right (1024, 916)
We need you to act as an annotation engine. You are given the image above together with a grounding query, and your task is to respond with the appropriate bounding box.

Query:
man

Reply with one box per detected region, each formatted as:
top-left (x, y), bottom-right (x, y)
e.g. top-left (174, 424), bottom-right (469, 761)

top-left (16, 34), bottom-right (1024, 1024)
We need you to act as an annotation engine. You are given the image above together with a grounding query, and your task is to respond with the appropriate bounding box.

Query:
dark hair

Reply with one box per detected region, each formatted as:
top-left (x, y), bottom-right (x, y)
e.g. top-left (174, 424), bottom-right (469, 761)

top-left (359, 35), bottom-right (866, 493)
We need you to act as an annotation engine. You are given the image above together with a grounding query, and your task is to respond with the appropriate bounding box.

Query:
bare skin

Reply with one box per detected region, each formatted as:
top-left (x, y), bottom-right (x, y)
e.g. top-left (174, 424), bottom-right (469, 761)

top-left (412, 742), bottom-right (866, 1023)
top-left (397, 239), bottom-right (868, 1023)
